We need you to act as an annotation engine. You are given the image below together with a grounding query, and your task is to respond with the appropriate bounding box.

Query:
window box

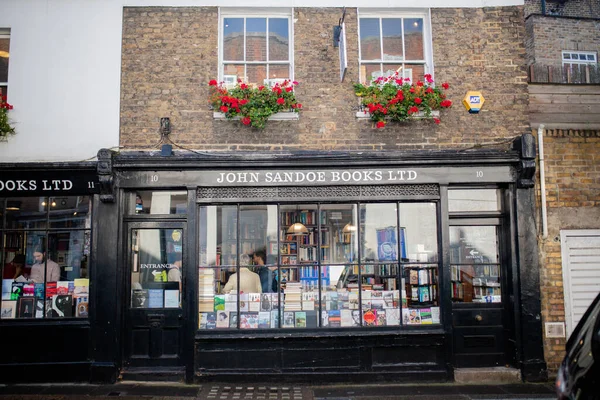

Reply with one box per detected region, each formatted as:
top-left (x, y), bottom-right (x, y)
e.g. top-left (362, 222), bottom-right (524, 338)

top-left (355, 110), bottom-right (439, 119)
top-left (213, 111), bottom-right (299, 121)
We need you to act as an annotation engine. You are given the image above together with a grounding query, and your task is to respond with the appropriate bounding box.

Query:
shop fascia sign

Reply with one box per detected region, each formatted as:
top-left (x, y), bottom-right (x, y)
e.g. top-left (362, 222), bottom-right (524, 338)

top-left (127, 166), bottom-right (514, 187)
top-left (206, 166), bottom-right (513, 186)
top-left (0, 171), bottom-right (100, 195)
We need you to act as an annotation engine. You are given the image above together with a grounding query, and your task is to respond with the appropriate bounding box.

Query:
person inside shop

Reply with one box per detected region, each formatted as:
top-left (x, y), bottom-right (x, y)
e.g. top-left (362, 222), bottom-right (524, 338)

top-left (3, 254), bottom-right (28, 280)
top-left (252, 248), bottom-right (276, 293)
top-left (168, 255), bottom-right (182, 292)
top-left (223, 254), bottom-right (262, 294)
top-left (29, 248), bottom-right (61, 283)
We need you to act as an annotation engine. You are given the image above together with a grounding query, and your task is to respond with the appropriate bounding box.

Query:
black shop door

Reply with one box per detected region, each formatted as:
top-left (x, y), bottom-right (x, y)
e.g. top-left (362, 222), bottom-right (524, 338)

top-left (449, 222), bottom-right (513, 368)
top-left (124, 223), bottom-right (185, 369)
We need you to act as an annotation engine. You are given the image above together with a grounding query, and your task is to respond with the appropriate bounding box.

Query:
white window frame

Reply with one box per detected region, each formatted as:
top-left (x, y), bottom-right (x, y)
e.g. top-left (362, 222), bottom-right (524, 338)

top-left (218, 7), bottom-right (294, 87)
top-left (357, 8), bottom-right (433, 85)
top-left (562, 50), bottom-right (597, 66)
top-left (0, 29), bottom-right (10, 97)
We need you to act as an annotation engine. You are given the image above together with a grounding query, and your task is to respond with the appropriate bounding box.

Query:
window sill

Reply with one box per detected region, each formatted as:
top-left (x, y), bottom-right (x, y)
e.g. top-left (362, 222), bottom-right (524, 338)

top-left (355, 110), bottom-right (439, 119)
top-left (213, 112), bottom-right (299, 121)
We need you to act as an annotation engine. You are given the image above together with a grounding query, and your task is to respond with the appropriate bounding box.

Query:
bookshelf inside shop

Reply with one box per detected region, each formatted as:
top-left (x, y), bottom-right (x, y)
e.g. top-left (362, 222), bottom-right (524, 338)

top-left (451, 264), bottom-right (501, 303)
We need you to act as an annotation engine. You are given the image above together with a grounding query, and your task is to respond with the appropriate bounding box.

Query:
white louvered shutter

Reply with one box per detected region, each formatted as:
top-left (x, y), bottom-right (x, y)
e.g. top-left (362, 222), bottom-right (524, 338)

top-left (561, 230), bottom-right (600, 336)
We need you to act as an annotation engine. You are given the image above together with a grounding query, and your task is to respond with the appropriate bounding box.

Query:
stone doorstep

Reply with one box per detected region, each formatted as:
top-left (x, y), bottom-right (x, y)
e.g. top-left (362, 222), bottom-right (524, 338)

top-left (454, 367), bottom-right (522, 384)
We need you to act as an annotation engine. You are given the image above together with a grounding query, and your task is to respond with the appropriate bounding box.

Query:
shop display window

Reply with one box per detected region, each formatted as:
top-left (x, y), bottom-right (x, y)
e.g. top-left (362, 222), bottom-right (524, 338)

top-left (0, 197), bottom-right (91, 319)
top-left (198, 202), bottom-right (441, 330)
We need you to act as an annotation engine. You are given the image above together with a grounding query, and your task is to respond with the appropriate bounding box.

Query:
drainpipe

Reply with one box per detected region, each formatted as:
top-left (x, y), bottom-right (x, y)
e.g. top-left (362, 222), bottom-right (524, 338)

top-left (541, 0), bottom-right (546, 15)
top-left (538, 124), bottom-right (548, 239)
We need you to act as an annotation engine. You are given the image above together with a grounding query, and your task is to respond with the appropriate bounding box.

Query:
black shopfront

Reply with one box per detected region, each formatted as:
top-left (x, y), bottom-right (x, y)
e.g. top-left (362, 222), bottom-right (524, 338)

top-left (0, 136), bottom-right (548, 384)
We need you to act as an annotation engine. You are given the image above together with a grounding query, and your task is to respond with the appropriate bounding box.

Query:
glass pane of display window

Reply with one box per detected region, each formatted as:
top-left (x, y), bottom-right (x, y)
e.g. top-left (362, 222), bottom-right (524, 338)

top-left (399, 203), bottom-right (438, 262)
top-left (450, 226), bottom-right (501, 304)
top-left (4, 197), bottom-right (48, 230)
top-left (402, 264), bottom-right (440, 325)
top-left (448, 189), bottom-right (501, 213)
top-left (130, 228), bottom-right (183, 310)
top-left (360, 203), bottom-right (398, 263)
top-left (320, 204), bottom-right (358, 265)
top-left (49, 196), bottom-right (91, 229)
top-left (131, 191), bottom-right (187, 215)
top-left (223, 18), bottom-right (244, 61)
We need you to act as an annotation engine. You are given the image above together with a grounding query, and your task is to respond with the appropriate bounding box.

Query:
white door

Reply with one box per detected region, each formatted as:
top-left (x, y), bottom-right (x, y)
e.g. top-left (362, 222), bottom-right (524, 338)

top-left (560, 230), bottom-right (600, 336)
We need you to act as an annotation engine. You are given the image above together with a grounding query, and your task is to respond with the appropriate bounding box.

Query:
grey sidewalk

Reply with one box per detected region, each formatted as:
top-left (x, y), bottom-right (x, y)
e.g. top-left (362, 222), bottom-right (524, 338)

top-left (0, 382), bottom-right (556, 400)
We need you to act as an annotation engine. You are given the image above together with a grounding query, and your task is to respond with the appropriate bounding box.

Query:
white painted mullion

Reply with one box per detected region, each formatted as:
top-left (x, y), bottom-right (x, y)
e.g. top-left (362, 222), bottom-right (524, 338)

top-left (401, 17), bottom-right (406, 78)
top-left (379, 17), bottom-right (384, 75)
top-left (243, 17), bottom-right (247, 83)
top-left (289, 9), bottom-right (294, 82)
top-left (218, 7), bottom-right (222, 82)
top-left (266, 18), bottom-right (270, 81)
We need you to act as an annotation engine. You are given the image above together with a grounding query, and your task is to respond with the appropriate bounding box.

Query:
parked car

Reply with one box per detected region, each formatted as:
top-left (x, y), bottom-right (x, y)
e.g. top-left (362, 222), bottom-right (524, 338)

top-left (556, 291), bottom-right (600, 399)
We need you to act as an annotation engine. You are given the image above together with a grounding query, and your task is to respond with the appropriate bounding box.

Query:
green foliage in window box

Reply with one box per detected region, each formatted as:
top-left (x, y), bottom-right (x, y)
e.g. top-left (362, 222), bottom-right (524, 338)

top-left (354, 73), bottom-right (452, 128)
top-left (209, 79), bottom-right (302, 129)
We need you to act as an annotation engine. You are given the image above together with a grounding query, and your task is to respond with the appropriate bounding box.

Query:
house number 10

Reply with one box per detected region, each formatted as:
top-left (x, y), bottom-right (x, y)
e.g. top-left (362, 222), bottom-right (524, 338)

top-left (476, 171), bottom-right (484, 178)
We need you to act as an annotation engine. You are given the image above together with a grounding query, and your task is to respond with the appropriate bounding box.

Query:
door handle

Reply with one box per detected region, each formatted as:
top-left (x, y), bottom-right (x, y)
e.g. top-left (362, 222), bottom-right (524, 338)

top-left (475, 314), bottom-right (483, 322)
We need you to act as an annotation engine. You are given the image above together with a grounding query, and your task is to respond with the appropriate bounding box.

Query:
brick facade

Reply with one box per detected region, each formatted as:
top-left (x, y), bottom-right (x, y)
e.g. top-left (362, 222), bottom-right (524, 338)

top-left (525, 0), bottom-right (600, 19)
top-left (525, 14), bottom-right (600, 66)
top-left (120, 6), bottom-right (529, 152)
top-left (535, 129), bottom-right (600, 374)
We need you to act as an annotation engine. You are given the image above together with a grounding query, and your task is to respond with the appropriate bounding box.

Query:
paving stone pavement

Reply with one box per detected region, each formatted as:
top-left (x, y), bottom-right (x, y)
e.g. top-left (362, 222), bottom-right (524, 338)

top-left (0, 382), bottom-right (556, 400)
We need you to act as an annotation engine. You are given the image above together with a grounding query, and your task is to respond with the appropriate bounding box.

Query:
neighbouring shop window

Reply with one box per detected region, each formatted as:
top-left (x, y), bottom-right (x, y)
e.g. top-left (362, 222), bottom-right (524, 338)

top-left (358, 10), bottom-right (432, 84)
top-left (130, 228), bottom-right (183, 309)
top-left (220, 10), bottom-right (292, 87)
top-left (0, 28), bottom-right (9, 98)
top-left (0, 197), bottom-right (91, 319)
top-left (198, 202), bottom-right (441, 330)
top-left (129, 191), bottom-right (187, 215)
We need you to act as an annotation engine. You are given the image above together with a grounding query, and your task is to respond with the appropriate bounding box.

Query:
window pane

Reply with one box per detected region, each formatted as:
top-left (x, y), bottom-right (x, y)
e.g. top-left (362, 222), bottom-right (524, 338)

top-left (223, 64), bottom-right (245, 85)
top-left (360, 18), bottom-right (381, 61)
top-left (450, 226), bottom-right (501, 304)
top-left (0, 85), bottom-right (6, 98)
top-left (399, 203), bottom-right (438, 262)
top-left (246, 18), bottom-right (266, 62)
top-left (448, 189), bottom-right (501, 212)
top-left (131, 191), bottom-right (187, 215)
top-left (131, 228), bottom-right (182, 310)
top-left (49, 196), bottom-right (91, 229)
top-left (449, 226), bottom-right (499, 264)
top-left (361, 63), bottom-right (382, 84)
top-left (402, 263), bottom-right (439, 324)
top-left (382, 18), bottom-right (403, 61)
top-left (395, 63), bottom-right (425, 83)
top-left (223, 18), bottom-right (244, 61)
top-left (404, 18), bottom-right (424, 60)
top-left (246, 64), bottom-right (266, 86)
top-left (47, 231), bottom-right (91, 318)
top-left (360, 203), bottom-right (398, 262)
top-left (0, 37), bottom-right (9, 83)
top-left (268, 18), bottom-right (289, 61)
top-left (268, 64), bottom-right (290, 80)
top-left (5, 197), bottom-right (47, 229)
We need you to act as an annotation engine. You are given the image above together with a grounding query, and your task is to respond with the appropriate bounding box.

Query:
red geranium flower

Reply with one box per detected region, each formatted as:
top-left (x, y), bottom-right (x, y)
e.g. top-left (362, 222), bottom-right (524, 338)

top-left (442, 82), bottom-right (450, 90)
top-left (414, 97), bottom-right (422, 105)
top-left (242, 117), bottom-right (251, 125)
top-left (220, 105), bottom-right (228, 113)
top-left (433, 118), bottom-right (440, 124)
top-left (376, 121), bottom-right (385, 128)
top-left (441, 100), bottom-right (452, 108)
top-left (240, 83), bottom-right (248, 90)
top-left (209, 80), bottom-right (217, 86)
top-left (277, 98), bottom-right (285, 105)
top-left (417, 80), bottom-right (424, 87)
top-left (285, 87), bottom-right (293, 92)
top-left (239, 99), bottom-right (248, 105)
